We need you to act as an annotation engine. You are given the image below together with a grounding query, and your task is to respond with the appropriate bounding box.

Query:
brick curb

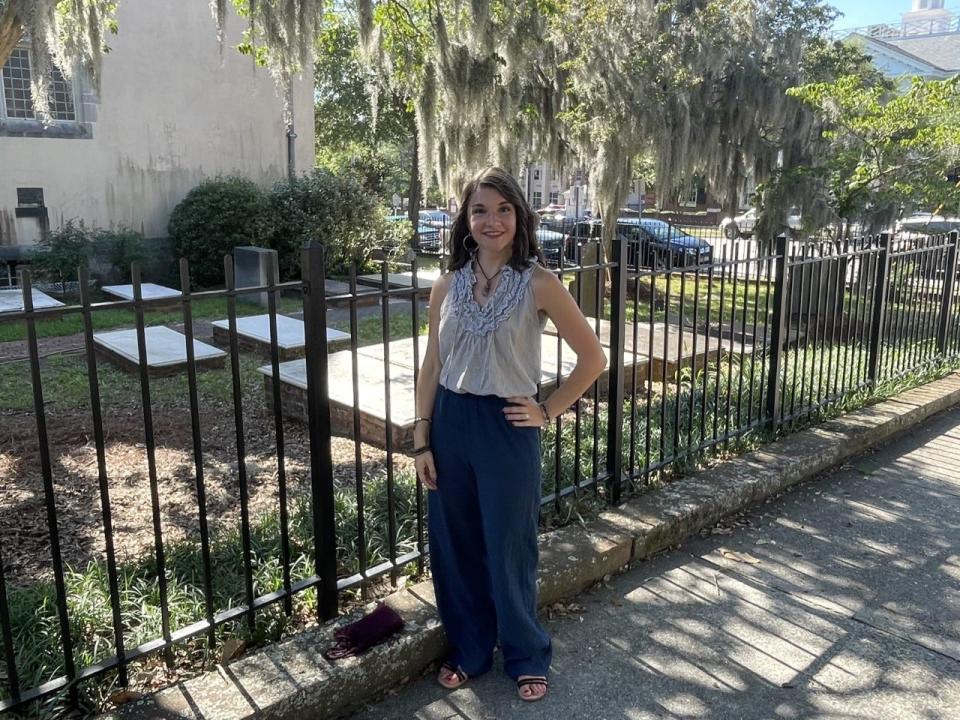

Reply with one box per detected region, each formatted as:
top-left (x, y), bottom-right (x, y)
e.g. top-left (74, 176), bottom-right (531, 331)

top-left (104, 372), bottom-right (960, 719)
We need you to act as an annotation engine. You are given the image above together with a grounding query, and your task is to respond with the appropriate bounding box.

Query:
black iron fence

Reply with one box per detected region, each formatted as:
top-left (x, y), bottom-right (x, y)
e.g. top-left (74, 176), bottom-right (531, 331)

top-left (1, 230), bottom-right (959, 713)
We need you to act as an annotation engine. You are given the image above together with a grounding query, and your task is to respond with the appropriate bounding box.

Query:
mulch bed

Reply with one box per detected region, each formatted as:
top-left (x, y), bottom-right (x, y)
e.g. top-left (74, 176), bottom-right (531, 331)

top-left (0, 388), bottom-right (411, 587)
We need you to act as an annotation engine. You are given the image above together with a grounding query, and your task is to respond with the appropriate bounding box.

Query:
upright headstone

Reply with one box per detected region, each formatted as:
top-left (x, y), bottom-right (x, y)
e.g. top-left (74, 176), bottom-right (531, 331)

top-left (234, 246), bottom-right (278, 308)
top-left (571, 241), bottom-right (601, 318)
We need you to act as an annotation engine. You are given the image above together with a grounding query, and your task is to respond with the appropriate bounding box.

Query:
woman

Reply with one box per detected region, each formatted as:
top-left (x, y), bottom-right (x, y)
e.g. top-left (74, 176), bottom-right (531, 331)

top-left (413, 167), bottom-right (606, 702)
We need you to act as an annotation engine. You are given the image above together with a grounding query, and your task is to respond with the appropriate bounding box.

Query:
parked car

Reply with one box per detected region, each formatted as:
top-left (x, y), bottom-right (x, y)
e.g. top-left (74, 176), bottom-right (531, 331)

top-left (720, 207), bottom-right (802, 240)
top-left (896, 213), bottom-right (960, 235)
top-left (387, 214), bottom-right (441, 251)
top-left (419, 209), bottom-right (452, 230)
top-left (616, 218), bottom-right (713, 268)
top-left (536, 228), bottom-right (572, 267)
top-left (559, 218), bottom-right (616, 265)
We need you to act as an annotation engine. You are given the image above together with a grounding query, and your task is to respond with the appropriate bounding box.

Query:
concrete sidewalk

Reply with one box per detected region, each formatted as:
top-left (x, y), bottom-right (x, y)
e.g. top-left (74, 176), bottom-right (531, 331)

top-left (351, 407), bottom-right (960, 720)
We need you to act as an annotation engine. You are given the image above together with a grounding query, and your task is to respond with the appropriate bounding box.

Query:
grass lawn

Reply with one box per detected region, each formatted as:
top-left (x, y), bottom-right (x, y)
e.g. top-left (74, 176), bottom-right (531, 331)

top-left (0, 294), bottom-right (306, 343)
top-left (0, 311), bottom-right (430, 413)
top-left (604, 273), bottom-right (774, 326)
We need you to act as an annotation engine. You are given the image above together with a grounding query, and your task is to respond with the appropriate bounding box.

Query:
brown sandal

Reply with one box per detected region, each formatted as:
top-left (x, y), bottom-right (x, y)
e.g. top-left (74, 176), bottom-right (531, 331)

top-left (516, 675), bottom-right (548, 702)
top-left (438, 661), bottom-right (468, 689)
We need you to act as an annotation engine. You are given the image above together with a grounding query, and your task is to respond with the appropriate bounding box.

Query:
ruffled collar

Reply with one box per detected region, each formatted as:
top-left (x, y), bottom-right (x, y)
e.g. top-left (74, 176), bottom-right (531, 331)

top-left (452, 259), bottom-right (536, 337)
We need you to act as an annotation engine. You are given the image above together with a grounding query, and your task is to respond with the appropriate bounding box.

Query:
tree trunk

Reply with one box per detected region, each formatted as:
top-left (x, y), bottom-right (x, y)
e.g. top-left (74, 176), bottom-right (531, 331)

top-left (0, 3), bottom-right (24, 67)
top-left (726, 155), bottom-right (740, 218)
top-left (407, 125), bottom-right (422, 249)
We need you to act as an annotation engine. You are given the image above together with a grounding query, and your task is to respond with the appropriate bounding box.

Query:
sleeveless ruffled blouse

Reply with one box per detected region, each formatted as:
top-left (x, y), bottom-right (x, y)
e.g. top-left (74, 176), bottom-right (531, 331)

top-left (438, 259), bottom-right (544, 397)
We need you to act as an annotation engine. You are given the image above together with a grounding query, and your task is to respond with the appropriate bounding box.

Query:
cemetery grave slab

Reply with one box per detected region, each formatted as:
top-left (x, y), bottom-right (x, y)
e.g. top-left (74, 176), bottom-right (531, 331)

top-left (94, 326), bottom-right (226, 376)
top-left (211, 314), bottom-right (351, 359)
top-left (546, 317), bottom-right (724, 378)
top-left (101, 283), bottom-right (181, 307)
top-left (0, 288), bottom-right (65, 314)
top-left (259, 351), bottom-right (417, 451)
top-left (261, 333), bottom-right (649, 451)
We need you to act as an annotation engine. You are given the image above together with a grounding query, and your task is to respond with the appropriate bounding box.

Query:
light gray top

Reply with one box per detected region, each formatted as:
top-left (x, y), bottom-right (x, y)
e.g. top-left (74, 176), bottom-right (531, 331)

top-left (438, 260), bottom-right (544, 397)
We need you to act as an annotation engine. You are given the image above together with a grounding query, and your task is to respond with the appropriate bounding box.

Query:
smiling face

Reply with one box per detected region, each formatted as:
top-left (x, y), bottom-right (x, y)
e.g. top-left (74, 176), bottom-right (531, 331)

top-left (446, 167), bottom-right (544, 273)
top-left (468, 185), bottom-right (518, 259)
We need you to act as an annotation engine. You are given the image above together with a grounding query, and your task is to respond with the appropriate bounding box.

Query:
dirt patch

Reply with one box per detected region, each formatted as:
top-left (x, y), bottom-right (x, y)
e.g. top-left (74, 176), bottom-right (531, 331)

top-left (0, 333), bottom-right (86, 363)
top-left (0, 396), bottom-right (411, 585)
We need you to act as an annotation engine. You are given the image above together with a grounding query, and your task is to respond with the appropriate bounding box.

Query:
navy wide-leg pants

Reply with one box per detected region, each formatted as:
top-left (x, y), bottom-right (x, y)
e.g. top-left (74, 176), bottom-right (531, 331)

top-left (428, 386), bottom-right (552, 679)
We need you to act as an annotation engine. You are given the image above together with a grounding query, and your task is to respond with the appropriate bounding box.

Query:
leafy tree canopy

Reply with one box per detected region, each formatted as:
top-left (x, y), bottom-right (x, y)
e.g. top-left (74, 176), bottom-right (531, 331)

top-left (785, 74), bottom-right (960, 233)
top-left (313, 10), bottom-right (415, 202)
top-left (357, 0), bottom-right (855, 249)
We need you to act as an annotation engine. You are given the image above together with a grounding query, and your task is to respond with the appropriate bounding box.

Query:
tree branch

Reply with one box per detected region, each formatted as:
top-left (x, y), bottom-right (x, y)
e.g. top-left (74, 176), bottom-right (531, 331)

top-left (0, 1), bottom-right (25, 68)
top-left (384, 0), bottom-right (428, 43)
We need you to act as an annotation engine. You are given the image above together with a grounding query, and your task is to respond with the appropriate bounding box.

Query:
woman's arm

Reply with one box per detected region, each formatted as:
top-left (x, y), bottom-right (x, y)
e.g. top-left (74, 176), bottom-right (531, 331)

top-left (413, 274), bottom-right (450, 489)
top-left (525, 266), bottom-right (607, 422)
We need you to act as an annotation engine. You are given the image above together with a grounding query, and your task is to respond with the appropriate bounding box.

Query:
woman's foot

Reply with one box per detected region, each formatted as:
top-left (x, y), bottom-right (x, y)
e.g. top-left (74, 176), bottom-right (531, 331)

top-left (516, 675), bottom-right (548, 702)
top-left (437, 662), bottom-right (468, 689)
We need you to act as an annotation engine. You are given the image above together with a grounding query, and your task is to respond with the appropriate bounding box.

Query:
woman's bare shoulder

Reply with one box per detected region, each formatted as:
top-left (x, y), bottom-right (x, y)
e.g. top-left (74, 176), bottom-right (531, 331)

top-left (430, 270), bottom-right (453, 304)
top-left (531, 263), bottom-right (564, 292)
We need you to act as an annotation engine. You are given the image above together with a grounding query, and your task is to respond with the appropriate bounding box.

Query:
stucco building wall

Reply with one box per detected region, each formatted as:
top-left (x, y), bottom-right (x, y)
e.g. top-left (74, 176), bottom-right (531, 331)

top-left (0, 1), bottom-right (314, 245)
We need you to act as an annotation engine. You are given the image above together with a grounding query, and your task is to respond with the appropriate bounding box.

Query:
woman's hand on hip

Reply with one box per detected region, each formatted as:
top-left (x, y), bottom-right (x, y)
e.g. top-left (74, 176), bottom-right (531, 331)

top-left (503, 396), bottom-right (547, 428)
top-left (416, 451), bottom-right (438, 490)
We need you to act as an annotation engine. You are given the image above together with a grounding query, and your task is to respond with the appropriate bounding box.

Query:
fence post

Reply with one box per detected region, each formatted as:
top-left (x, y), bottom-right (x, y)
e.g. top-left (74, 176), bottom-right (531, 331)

top-left (936, 231), bottom-right (959, 356)
top-left (765, 235), bottom-right (789, 429)
top-left (301, 243), bottom-right (338, 621)
top-left (606, 233), bottom-right (627, 505)
top-left (867, 233), bottom-right (892, 386)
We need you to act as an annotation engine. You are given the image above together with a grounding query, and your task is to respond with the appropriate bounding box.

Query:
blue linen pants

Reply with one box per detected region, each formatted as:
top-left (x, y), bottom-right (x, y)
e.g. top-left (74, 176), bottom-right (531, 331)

top-left (428, 386), bottom-right (552, 679)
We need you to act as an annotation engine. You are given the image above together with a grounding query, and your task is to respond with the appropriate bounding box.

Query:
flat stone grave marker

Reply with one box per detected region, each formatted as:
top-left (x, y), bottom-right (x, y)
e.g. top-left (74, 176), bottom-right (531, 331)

top-left (101, 283), bottom-right (180, 306)
top-left (0, 288), bottom-right (64, 314)
top-left (324, 278), bottom-right (381, 307)
top-left (354, 335), bottom-right (430, 370)
top-left (94, 326), bottom-right (226, 376)
top-left (211, 314), bottom-right (350, 359)
top-left (259, 350), bottom-right (418, 450)
top-left (355, 269), bottom-right (439, 296)
top-left (260, 332), bottom-right (650, 450)
top-left (352, 334), bottom-right (646, 395)
top-left (538, 333), bottom-right (648, 398)
top-left (545, 317), bottom-right (723, 377)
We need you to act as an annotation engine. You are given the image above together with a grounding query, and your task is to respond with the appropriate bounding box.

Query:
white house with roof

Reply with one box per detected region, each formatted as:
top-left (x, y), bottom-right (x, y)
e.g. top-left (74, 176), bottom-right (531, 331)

top-left (0, 3), bottom-right (314, 250)
top-left (846, 1), bottom-right (960, 81)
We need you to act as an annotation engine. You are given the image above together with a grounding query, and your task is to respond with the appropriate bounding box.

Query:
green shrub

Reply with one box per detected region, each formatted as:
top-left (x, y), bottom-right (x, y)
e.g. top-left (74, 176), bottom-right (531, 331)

top-left (29, 220), bottom-right (94, 293)
top-left (267, 168), bottom-right (403, 279)
top-left (29, 222), bottom-right (156, 291)
top-left (88, 226), bottom-right (150, 285)
top-left (99, 227), bottom-right (148, 276)
top-left (168, 176), bottom-right (272, 287)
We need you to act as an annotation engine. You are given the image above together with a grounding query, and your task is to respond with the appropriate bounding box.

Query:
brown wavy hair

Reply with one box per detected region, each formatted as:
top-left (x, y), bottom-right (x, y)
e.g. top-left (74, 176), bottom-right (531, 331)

top-left (447, 167), bottom-right (544, 272)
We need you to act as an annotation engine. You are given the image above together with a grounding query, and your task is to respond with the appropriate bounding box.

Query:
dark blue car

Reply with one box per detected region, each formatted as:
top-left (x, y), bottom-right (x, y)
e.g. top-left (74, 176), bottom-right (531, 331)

top-left (615, 218), bottom-right (713, 268)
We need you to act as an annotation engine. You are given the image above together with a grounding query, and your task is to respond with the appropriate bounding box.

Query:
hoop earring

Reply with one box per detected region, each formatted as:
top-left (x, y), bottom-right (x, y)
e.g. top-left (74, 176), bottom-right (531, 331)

top-left (462, 234), bottom-right (478, 254)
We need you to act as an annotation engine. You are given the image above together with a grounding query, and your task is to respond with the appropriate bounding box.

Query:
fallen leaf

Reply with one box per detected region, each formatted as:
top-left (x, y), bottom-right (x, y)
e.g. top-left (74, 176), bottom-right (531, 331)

top-left (109, 690), bottom-right (144, 706)
top-left (220, 637), bottom-right (246, 664)
top-left (719, 548), bottom-right (761, 564)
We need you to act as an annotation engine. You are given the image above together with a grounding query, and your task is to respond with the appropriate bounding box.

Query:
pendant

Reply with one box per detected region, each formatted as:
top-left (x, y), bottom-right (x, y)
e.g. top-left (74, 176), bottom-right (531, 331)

top-left (482, 280), bottom-right (492, 297)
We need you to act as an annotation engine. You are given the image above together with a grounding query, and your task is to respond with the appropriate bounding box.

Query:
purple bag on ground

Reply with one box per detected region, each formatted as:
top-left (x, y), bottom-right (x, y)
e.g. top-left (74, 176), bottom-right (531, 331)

top-left (324, 602), bottom-right (404, 660)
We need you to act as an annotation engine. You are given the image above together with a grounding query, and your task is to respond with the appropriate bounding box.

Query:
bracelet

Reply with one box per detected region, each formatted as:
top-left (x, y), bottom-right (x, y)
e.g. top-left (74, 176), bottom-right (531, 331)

top-left (414, 416), bottom-right (432, 425)
top-left (538, 402), bottom-right (551, 425)
top-left (412, 445), bottom-right (432, 456)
